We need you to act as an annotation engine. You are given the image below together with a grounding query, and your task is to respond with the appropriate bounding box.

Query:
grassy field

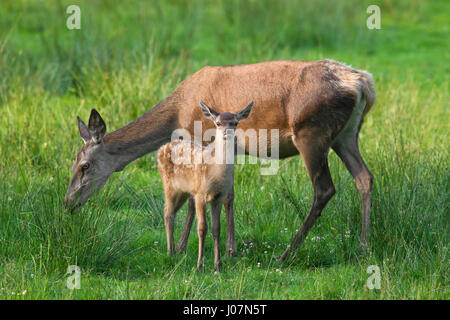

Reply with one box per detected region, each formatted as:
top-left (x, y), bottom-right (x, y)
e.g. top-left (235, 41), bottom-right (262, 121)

top-left (0, 0), bottom-right (448, 299)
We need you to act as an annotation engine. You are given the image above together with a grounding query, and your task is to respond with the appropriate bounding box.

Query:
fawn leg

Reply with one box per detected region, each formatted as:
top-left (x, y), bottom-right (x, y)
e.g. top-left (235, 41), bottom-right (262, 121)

top-left (210, 200), bottom-right (223, 271)
top-left (164, 192), bottom-right (188, 256)
top-left (164, 198), bottom-right (175, 256)
top-left (176, 196), bottom-right (195, 253)
top-left (176, 189), bottom-right (236, 257)
top-left (195, 196), bottom-right (207, 271)
top-left (224, 187), bottom-right (236, 256)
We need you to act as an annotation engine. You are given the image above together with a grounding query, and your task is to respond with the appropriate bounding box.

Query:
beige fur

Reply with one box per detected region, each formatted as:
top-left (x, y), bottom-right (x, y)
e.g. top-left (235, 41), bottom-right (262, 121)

top-left (156, 101), bottom-right (253, 271)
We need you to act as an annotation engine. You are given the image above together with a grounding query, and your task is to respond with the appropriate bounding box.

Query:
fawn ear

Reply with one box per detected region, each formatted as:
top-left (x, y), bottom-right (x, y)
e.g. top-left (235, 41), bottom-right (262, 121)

top-left (236, 101), bottom-right (254, 121)
top-left (88, 109), bottom-right (106, 144)
top-left (199, 100), bottom-right (219, 122)
top-left (77, 116), bottom-right (90, 144)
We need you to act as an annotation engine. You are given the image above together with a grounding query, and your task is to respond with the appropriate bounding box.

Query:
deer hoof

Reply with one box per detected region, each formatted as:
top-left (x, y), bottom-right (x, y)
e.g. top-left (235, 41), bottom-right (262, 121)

top-left (225, 248), bottom-right (237, 258)
top-left (279, 250), bottom-right (290, 263)
top-left (175, 245), bottom-right (186, 254)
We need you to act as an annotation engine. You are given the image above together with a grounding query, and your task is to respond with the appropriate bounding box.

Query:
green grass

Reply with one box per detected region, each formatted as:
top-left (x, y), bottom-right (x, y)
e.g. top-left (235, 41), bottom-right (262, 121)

top-left (0, 0), bottom-right (448, 299)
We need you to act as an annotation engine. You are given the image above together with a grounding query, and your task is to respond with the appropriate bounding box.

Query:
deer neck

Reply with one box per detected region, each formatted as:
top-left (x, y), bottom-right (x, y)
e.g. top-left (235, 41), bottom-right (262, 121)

top-left (211, 132), bottom-right (235, 176)
top-left (103, 98), bottom-right (179, 171)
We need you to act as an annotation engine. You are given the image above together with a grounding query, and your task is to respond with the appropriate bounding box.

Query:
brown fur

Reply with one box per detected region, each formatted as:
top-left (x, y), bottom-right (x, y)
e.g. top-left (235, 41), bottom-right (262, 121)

top-left (66, 59), bottom-right (375, 261)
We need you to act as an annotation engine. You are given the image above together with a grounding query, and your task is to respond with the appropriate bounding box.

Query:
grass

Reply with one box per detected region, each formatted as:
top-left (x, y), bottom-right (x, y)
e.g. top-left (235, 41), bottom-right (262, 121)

top-left (0, 0), bottom-right (448, 299)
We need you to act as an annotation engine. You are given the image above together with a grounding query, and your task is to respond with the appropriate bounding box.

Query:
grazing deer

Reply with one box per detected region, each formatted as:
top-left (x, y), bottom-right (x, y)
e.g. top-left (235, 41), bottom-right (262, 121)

top-left (65, 59), bottom-right (375, 262)
top-left (157, 100), bottom-right (254, 271)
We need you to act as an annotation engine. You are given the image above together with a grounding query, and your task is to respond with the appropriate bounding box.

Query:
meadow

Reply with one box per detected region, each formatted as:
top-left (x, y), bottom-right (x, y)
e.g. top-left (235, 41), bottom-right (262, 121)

top-left (0, 0), bottom-right (448, 299)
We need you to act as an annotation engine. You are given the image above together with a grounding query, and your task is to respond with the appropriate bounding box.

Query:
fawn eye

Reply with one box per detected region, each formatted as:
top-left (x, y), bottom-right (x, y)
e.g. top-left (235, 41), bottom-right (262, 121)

top-left (81, 163), bottom-right (90, 170)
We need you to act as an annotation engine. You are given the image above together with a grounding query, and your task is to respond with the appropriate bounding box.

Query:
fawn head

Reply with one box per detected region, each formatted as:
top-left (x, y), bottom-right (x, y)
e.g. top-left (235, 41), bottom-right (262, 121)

top-left (199, 100), bottom-right (254, 140)
top-left (64, 109), bottom-right (115, 213)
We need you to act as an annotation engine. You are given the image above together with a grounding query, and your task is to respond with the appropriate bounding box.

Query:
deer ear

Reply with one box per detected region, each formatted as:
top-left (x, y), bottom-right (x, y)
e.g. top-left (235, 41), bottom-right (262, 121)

top-left (77, 116), bottom-right (90, 144)
top-left (236, 101), bottom-right (254, 121)
top-left (88, 109), bottom-right (106, 144)
top-left (199, 100), bottom-right (219, 122)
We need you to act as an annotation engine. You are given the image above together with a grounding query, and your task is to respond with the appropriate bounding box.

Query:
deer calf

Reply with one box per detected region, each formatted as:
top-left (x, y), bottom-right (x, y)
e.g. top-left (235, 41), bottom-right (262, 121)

top-left (157, 100), bottom-right (254, 271)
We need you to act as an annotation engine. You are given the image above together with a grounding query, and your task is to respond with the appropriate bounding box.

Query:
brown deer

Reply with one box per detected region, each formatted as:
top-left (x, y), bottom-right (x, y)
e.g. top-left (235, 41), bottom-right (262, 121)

top-left (157, 100), bottom-right (254, 271)
top-left (64, 59), bottom-right (375, 262)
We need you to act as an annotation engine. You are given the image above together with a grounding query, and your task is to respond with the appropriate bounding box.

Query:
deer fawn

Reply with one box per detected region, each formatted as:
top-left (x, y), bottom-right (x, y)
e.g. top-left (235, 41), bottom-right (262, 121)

top-left (157, 100), bottom-right (254, 271)
top-left (66, 59), bottom-right (375, 262)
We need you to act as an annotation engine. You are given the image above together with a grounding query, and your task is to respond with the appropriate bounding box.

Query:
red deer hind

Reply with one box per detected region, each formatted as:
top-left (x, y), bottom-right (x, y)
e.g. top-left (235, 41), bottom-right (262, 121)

top-left (64, 59), bottom-right (375, 262)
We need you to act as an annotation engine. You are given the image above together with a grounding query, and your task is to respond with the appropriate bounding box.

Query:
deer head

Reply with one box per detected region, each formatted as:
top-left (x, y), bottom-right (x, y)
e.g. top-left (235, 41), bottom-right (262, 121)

top-left (64, 109), bottom-right (116, 213)
top-left (199, 100), bottom-right (254, 140)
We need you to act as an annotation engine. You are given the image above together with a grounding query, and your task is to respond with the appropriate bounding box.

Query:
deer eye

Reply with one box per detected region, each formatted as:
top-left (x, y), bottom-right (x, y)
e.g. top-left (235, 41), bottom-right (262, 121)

top-left (81, 163), bottom-right (90, 170)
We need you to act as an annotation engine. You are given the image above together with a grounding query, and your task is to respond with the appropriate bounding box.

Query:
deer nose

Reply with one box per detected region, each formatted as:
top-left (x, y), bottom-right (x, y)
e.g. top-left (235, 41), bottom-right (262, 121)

top-left (63, 197), bottom-right (78, 214)
top-left (63, 192), bottom-right (74, 209)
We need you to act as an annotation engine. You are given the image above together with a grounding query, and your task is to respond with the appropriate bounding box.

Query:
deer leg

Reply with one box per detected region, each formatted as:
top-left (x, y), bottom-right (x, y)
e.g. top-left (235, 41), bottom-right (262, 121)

top-left (224, 186), bottom-right (236, 257)
top-left (194, 196), bottom-right (207, 271)
top-left (279, 133), bottom-right (335, 263)
top-left (164, 192), bottom-right (188, 256)
top-left (210, 200), bottom-right (223, 272)
top-left (176, 190), bottom-right (236, 257)
top-left (332, 136), bottom-right (373, 252)
top-left (175, 196), bottom-right (195, 253)
top-left (163, 194), bottom-right (176, 256)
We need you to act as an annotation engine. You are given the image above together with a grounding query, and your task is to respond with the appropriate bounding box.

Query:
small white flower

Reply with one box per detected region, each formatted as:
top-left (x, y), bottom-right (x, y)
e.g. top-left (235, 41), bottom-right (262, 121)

top-left (22, 290), bottom-right (27, 295)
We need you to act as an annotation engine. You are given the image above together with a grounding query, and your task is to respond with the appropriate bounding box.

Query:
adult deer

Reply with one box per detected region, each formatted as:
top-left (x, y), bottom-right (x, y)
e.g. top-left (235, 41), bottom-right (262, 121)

top-left (64, 59), bottom-right (375, 262)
